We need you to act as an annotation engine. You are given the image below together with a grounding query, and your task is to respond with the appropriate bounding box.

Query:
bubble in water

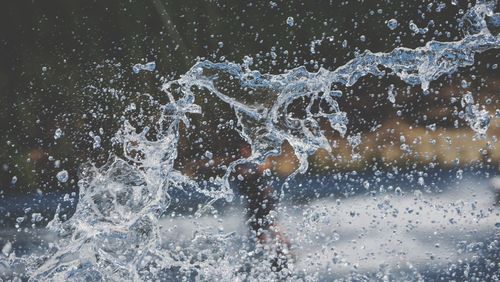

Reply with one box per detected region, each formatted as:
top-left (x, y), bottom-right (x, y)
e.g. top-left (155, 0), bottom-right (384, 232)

top-left (56, 170), bottom-right (69, 183)
top-left (54, 128), bottom-right (63, 140)
top-left (387, 19), bottom-right (398, 30)
top-left (286, 16), bottom-right (294, 27)
top-left (11, 176), bottom-right (17, 185)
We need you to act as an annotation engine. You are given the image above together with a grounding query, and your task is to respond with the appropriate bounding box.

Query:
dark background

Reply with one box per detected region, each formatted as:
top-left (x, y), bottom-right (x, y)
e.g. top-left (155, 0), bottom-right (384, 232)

top-left (0, 0), bottom-right (498, 208)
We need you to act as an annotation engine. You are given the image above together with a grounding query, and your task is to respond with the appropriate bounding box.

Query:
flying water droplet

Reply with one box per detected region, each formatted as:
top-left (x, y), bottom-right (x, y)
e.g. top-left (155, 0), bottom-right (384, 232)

top-left (2, 241), bottom-right (12, 256)
top-left (56, 170), bottom-right (69, 183)
top-left (89, 132), bottom-right (101, 149)
top-left (409, 21), bottom-right (428, 34)
top-left (204, 151), bottom-right (213, 159)
top-left (132, 61), bottom-right (156, 74)
top-left (93, 135), bottom-right (101, 149)
top-left (387, 84), bottom-right (396, 104)
top-left (54, 128), bottom-right (63, 140)
top-left (418, 177), bottom-right (425, 186)
top-left (387, 19), bottom-right (398, 30)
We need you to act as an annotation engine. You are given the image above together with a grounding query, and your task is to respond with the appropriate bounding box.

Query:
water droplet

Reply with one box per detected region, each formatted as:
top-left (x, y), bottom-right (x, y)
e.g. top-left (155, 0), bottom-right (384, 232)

top-left (409, 22), bottom-right (419, 33)
top-left (2, 241), bottom-right (12, 256)
top-left (54, 128), bottom-right (63, 140)
top-left (461, 92), bottom-right (474, 106)
top-left (132, 61), bottom-right (156, 74)
top-left (56, 170), bottom-right (69, 183)
top-left (286, 16), bottom-right (294, 27)
top-left (387, 19), bottom-right (398, 30)
top-left (418, 177), bottom-right (425, 186)
top-left (204, 151), bottom-right (213, 159)
top-left (387, 84), bottom-right (396, 104)
top-left (395, 187), bottom-right (402, 196)
top-left (93, 135), bottom-right (101, 149)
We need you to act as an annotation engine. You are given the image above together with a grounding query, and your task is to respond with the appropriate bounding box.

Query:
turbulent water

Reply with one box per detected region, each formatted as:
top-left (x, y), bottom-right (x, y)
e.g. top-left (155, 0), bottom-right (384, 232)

top-left (3, 1), bottom-right (500, 281)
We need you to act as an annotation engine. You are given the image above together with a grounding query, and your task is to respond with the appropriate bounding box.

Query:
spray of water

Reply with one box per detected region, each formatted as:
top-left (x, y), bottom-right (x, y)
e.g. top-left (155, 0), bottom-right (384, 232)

top-left (5, 1), bottom-right (500, 280)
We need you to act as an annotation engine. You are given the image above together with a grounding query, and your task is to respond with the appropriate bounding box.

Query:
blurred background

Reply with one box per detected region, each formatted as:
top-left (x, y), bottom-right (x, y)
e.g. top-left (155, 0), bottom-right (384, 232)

top-left (1, 0), bottom-right (499, 280)
top-left (0, 0), bottom-right (498, 230)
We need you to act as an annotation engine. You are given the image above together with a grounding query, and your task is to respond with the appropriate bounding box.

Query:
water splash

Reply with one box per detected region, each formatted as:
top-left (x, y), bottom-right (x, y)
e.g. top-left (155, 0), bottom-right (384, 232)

top-left (8, 1), bottom-right (500, 281)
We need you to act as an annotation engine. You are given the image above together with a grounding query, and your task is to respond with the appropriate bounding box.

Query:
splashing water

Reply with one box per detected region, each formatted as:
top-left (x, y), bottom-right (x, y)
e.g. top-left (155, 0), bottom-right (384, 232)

top-left (6, 2), bottom-right (500, 281)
